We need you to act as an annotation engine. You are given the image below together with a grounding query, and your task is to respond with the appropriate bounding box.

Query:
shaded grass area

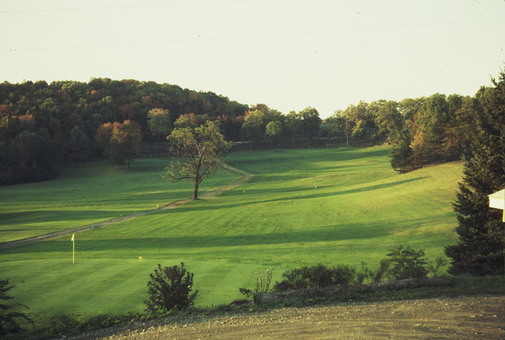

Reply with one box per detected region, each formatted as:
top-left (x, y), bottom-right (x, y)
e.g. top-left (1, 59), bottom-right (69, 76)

top-left (0, 158), bottom-right (240, 242)
top-left (0, 146), bottom-right (465, 319)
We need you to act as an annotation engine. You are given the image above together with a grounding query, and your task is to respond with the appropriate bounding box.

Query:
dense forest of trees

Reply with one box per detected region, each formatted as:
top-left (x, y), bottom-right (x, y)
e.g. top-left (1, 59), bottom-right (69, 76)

top-left (0, 79), bottom-right (248, 184)
top-left (0, 79), bottom-right (327, 184)
top-left (322, 93), bottom-right (477, 172)
top-left (0, 76), bottom-right (502, 185)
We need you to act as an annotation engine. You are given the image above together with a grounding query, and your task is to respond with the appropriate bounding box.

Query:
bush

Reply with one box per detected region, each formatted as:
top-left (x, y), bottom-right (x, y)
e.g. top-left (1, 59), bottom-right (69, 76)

top-left (371, 259), bottom-right (391, 283)
top-left (271, 246), bottom-right (434, 294)
top-left (427, 256), bottom-right (448, 277)
top-left (144, 263), bottom-right (198, 313)
top-left (382, 245), bottom-right (429, 281)
top-left (274, 264), bottom-right (357, 292)
top-left (81, 314), bottom-right (122, 331)
top-left (43, 313), bottom-right (81, 338)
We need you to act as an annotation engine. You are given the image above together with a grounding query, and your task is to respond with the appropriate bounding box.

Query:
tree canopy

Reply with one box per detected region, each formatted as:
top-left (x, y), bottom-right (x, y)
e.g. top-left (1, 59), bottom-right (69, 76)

top-left (147, 108), bottom-right (172, 141)
top-left (166, 121), bottom-right (231, 200)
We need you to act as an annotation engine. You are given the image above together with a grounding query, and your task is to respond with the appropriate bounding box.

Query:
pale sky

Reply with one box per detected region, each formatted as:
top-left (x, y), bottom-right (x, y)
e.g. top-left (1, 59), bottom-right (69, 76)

top-left (1, 0), bottom-right (504, 118)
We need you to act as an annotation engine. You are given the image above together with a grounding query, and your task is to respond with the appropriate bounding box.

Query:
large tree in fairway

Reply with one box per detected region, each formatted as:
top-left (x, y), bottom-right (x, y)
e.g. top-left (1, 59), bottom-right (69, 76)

top-left (445, 73), bottom-right (505, 276)
top-left (166, 121), bottom-right (231, 200)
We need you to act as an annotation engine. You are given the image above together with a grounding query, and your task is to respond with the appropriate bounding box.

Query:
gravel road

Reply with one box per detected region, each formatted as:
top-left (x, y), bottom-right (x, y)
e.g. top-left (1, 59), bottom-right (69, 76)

top-left (72, 295), bottom-right (505, 339)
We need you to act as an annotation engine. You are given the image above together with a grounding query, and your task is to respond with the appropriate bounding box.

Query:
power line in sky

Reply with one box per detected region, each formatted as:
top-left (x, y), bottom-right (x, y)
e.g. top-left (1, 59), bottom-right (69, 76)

top-left (1, 17), bottom-right (503, 53)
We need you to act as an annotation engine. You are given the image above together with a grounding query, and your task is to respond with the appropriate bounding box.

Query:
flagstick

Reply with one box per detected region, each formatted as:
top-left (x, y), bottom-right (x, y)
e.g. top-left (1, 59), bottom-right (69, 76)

top-left (71, 233), bottom-right (75, 264)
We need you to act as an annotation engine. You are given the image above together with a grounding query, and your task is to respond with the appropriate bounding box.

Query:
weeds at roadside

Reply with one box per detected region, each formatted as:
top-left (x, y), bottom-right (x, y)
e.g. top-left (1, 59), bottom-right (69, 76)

top-left (239, 267), bottom-right (273, 300)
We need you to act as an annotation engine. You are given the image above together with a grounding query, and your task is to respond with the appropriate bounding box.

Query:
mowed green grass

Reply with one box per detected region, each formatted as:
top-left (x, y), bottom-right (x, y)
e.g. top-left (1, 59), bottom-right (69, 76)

top-left (0, 146), bottom-right (463, 319)
top-left (0, 158), bottom-right (240, 242)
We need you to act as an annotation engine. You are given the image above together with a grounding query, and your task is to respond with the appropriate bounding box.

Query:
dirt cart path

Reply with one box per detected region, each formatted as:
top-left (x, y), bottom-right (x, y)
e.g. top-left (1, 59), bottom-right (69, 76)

top-left (98, 296), bottom-right (505, 340)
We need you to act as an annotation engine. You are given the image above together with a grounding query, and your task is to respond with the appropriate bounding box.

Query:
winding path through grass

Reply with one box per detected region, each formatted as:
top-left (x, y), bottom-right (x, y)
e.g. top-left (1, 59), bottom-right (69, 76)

top-left (0, 163), bottom-right (253, 250)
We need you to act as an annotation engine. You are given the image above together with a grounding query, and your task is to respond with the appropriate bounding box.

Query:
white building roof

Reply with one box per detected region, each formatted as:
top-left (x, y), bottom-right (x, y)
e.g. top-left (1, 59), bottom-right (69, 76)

top-left (489, 189), bottom-right (505, 210)
top-left (488, 189), bottom-right (505, 222)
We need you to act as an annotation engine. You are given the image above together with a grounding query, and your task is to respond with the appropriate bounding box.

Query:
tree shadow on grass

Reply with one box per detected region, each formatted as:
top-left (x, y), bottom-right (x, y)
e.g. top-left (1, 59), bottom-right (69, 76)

top-left (1, 213), bottom-right (448, 256)
top-left (225, 147), bottom-right (389, 174)
top-left (170, 176), bottom-right (428, 213)
top-left (1, 222), bottom-right (389, 254)
top-left (0, 210), bottom-right (131, 227)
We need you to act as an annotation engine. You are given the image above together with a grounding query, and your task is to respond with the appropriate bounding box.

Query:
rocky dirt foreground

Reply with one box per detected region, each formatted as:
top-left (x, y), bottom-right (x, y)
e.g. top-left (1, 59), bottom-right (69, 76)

top-left (75, 296), bottom-right (504, 340)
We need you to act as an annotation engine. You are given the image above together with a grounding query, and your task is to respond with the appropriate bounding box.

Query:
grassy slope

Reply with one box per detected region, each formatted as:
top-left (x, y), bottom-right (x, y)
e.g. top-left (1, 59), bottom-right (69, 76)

top-left (0, 147), bottom-right (463, 319)
top-left (0, 158), bottom-right (239, 242)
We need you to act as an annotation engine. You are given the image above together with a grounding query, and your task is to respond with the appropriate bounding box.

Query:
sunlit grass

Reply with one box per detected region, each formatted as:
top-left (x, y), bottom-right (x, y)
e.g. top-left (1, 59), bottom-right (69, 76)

top-left (0, 146), bottom-right (463, 319)
top-left (0, 158), bottom-right (240, 242)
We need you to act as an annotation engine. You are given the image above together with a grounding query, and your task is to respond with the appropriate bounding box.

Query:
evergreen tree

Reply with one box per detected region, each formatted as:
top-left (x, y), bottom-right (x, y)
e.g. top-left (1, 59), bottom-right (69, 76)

top-left (0, 279), bottom-right (32, 335)
top-left (390, 128), bottom-right (414, 173)
top-left (144, 263), bottom-right (198, 313)
top-left (445, 73), bottom-right (505, 275)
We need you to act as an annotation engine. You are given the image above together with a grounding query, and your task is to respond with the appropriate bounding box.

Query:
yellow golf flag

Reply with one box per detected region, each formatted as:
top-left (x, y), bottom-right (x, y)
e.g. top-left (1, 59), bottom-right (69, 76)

top-left (71, 233), bottom-right (76, 264)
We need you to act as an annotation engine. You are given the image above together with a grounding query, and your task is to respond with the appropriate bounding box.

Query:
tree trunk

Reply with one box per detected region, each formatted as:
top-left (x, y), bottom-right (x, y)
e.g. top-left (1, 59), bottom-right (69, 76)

top-left (192, 181), bottom-right (200, 200)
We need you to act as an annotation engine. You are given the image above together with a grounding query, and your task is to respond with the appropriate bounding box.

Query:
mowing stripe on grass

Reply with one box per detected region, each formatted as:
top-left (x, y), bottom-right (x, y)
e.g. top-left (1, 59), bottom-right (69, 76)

top-left (0, 162), bottom-right (251, 249)
top-left (0, 147), bottom-right (463, 317)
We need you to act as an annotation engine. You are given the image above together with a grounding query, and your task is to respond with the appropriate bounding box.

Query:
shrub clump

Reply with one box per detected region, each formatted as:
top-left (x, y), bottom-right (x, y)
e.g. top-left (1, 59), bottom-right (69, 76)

top-left (43, 313), bottom-right (81, 338)
top-left (274, 264), bottom-right (357, 292)
top-left (272, 246), bottom-right (444, 293)
top-left (380, 245), bottom-right (429, 281)
top-left (144, 263), bottom-right (198, 314)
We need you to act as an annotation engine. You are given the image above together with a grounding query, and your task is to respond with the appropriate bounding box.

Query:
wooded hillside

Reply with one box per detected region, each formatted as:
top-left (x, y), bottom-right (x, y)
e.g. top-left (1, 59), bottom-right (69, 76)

top-left (0, 79), bottom-right (248, 184)
top-left (1, 75), bottom-right (501, 184)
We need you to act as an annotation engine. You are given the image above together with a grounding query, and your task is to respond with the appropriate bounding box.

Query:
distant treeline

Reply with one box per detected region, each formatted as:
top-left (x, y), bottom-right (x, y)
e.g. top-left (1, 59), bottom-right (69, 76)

top-left (324, 92), bottom-right (481, 173)
top-left (0, 77), bottom-right (495, 184)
